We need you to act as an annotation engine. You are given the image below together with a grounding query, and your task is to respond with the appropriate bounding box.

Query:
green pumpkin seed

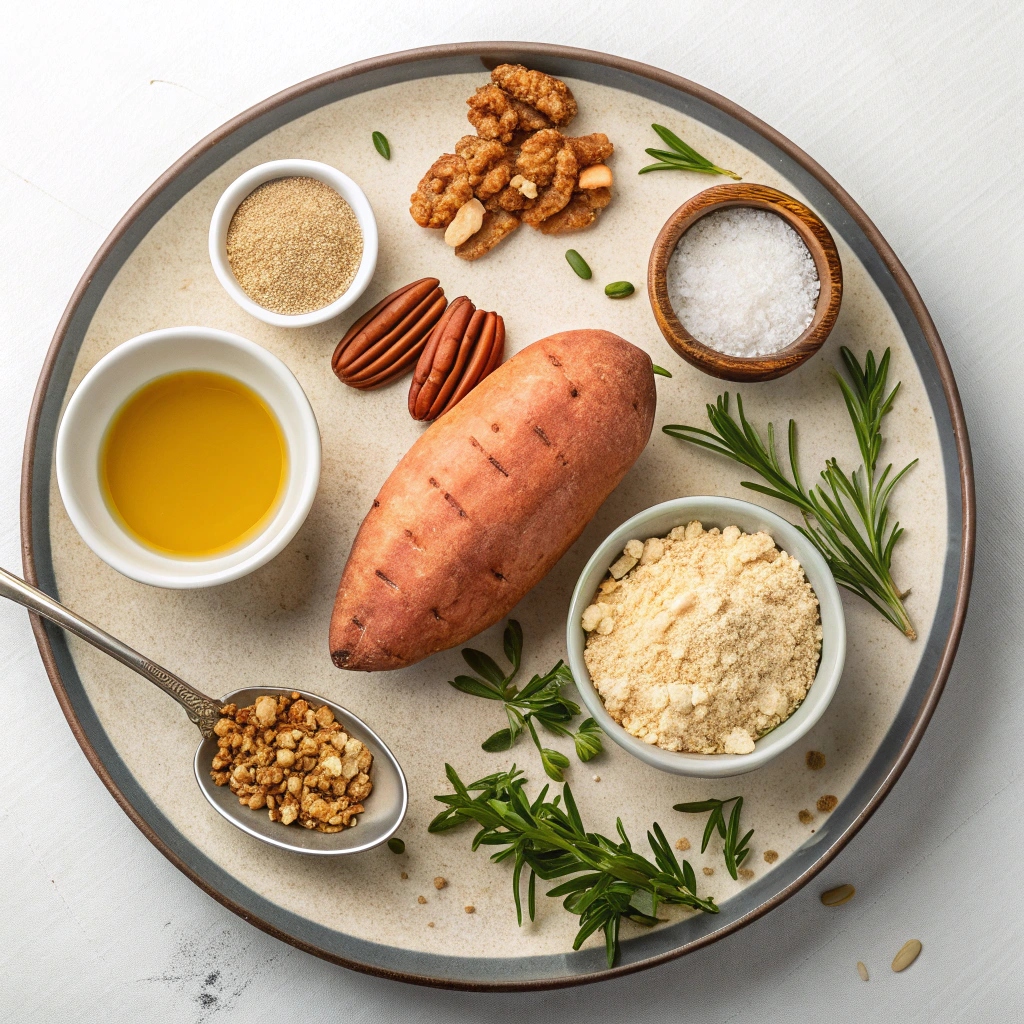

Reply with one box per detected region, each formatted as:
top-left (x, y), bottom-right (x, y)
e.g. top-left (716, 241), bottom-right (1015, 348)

top-left (387, 837), bottom-right (405, 854)
top-left (565, 249), bottom-right (592, 279)
top-left (652, 364), bottom-right (673, 378)
top-left (372, 131), bottom-right (391, 160)
top-left (605, 281), bottom-right (635, 298)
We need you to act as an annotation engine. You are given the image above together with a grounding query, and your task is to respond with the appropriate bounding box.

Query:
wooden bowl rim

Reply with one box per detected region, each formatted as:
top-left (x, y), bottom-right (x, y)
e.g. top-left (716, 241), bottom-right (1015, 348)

top-left (647, 182), bottom-right (844, 382)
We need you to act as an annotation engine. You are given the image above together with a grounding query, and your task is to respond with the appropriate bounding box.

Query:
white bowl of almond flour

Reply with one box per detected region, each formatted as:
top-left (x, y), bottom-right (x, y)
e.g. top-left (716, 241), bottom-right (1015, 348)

top-left (566, 496), bottom-right (846, 778)
top-left (209, 159), bottom-right (378, 328)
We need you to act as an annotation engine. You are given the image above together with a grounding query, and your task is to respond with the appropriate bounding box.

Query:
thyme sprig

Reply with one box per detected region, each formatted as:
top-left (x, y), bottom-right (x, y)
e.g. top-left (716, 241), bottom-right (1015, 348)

top-left (639, 123), bottom-right (741, 179)
top-left (673, 797), bottom-right (753, 880)
top-left (449, 620), bottom-right (603, 780)
top-left (430, 765), bottom-right (718, 966)
top-left (662, 347), bottom-right (917, 638)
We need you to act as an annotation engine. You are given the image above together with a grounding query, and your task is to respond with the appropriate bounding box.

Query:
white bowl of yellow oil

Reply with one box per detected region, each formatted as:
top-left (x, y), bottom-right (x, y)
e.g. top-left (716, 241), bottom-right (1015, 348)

top-left (56, 327), bottom-right (321, 588)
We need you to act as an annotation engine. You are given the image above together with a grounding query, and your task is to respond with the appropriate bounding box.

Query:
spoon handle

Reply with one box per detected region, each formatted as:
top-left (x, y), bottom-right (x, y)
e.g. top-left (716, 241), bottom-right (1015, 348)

top-left (0, 567), bottom-right (222, 738)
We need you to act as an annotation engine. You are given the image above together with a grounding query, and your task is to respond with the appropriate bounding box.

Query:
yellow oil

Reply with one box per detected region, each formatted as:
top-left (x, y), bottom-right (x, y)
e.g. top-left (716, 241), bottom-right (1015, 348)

top-left (100, 370), bottom-right (286, 557)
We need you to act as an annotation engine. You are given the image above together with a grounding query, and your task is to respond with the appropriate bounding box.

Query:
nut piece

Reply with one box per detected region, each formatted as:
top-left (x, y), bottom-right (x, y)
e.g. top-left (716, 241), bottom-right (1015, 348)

top-left (455, 210), bottom-right (521, 261)
top-left (490, 64), bottom-right (578, 126)
top-left (408, 297), bottom-right (506, 421)
top-left (333, 279), bottom-right (448, 390)
top-left (509, 174), bottom-right (538, 199)
top-left (578, 163), bottom-right (613, 189)
top-left (444, 198), bottom-right (486, 247)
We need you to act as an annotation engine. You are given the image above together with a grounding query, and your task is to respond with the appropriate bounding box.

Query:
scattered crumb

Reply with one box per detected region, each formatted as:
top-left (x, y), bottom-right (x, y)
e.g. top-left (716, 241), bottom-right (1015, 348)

top-left (428, 922), bottom-right (435, 928)
top-left (798, 809), bottom-right (815, 825)
top-left (763, 850), bottom-right (779, 864)
top-left (593, 775), bottom-right (601, 782)
top-left (434, 877), bottom-right (447, 890)
top-left (417, 895), bottom-right (427, 904)
top-left (806, 750), bottom-right (826, 770)
top-left (817, 794), bottom-right (838, 813)
top-left (675, 837), bottom-right (691, 852)
top-left (702, 866), bottom-right (714, 876)
top-left (400, 872), bottom-right (408, 880)
top-left (464, 905), bottom-right (476, 914)
top-left (857, 961), bottom-right (869, 982)
top-left (738, 868), bottom-right (755, 880)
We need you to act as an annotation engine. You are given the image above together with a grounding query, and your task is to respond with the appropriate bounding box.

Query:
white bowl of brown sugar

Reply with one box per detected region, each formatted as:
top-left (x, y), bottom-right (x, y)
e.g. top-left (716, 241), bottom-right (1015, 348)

top-left (209, 159), bottom-right (378, 328)
top-left (566, 496), bottom-right (846, 778)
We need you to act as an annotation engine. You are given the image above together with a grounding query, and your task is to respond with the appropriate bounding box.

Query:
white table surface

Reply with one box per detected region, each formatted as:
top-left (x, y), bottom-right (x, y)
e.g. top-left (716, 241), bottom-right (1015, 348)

top-left (1, 2), bottom-right (1020, 1019)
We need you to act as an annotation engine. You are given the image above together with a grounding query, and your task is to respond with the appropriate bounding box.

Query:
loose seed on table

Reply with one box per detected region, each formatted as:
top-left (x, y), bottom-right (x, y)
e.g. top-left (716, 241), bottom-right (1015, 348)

top-left (820, 884), bottom-right (855, 906)
top-left (891, 939), bottom-right (922, 972)
top-left (387, 837), bottom-right (405, 854)
top-left (605, 281), bottom-right (635, 298)
top-left (857, 962), bottom-right (869, 982)
top-left (565, 249), bottom-right (592, 279)
top-left (372, 131), bottom-right (391, 160)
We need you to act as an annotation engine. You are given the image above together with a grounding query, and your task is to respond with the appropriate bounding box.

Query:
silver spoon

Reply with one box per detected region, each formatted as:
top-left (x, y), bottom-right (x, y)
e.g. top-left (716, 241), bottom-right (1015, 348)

top-left (0, 566), bottom-right (408, 855)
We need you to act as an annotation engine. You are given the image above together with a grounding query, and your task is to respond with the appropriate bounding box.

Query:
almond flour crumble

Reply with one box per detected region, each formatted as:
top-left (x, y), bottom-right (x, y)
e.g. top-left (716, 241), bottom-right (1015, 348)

top-left (582, 521), bottom-right (822, 755)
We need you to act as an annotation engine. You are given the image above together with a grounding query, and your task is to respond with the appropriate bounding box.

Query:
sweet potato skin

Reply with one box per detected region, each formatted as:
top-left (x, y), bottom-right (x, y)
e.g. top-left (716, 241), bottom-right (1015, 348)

top-left (330, 329), bottom-right (656, 671)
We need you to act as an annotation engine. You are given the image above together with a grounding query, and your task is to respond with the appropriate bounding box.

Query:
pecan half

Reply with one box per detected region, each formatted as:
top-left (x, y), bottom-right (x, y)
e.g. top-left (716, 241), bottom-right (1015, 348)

top-left (332, 279), bottom-right (447, 390)
top-left (408, 297), bottom-right (505, 421)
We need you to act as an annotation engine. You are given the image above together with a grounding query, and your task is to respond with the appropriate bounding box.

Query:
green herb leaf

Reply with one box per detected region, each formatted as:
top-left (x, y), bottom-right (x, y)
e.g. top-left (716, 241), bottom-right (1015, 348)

top-left (652, 364), bottom-right (673, 378)
top-left (431, 765), bottom-right (718, 966)
top-left (447, 621), bottom-right (603, 773)
top-left (565, 249), bottom-right (593, 279)
top-left (662, 348), bottom-right (917, 637)
top-left (573, 718), bottom-right (603, 762)
top-left (482, 728), bottom-right (517, 752)
top-left (604, 281), bottom-right (635, 298)
top-left (372, 130), bottom-right (390, 160)
top-left (638, 124), bottom-right (740, 179)
top-left (387, 837), bottom-right (405, 854)
top-left (677, 796), bottom-right (753, 878)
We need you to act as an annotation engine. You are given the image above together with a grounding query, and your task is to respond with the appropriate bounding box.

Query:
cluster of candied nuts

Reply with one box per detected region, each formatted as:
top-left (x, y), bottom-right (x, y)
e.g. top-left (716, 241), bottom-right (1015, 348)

top-left (410, 64), bottom-right (615, 260)
top-left (210, 692), bottom-right (373, 833)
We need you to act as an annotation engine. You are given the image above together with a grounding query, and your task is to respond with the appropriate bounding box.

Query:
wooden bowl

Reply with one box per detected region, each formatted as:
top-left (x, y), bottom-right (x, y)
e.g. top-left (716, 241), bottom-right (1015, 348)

top-left (647, 183), bottom-right (843, 382)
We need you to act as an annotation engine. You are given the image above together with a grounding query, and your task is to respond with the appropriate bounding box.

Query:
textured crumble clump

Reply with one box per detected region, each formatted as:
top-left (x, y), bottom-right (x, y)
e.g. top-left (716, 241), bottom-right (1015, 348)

top-left (582, 522), bottom-right (822, 754)
top-left (210, 691), bottom-right (372, 833)
top-left (817, 794), bottom-right (839, 813)
top-left (806, 749), bottom-right (826, 770)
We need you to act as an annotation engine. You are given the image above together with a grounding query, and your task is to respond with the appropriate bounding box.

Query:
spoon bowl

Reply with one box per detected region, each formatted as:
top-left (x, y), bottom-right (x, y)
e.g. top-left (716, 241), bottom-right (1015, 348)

top-left (0, 567), bottom-right (407, 855)
top-left (195, 686), bottom-right (407, 855)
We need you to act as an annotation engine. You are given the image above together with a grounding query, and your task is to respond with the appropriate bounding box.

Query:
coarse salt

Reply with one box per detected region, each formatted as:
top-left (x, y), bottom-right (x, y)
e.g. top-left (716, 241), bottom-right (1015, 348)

top-left (666, 207), bottom-right (820, 358)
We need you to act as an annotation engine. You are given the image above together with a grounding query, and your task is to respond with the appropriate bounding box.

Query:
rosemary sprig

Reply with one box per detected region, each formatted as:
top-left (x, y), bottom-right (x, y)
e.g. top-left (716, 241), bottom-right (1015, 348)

top-left (638, 123), bottom-right (741, 179)
top-left (673, 797), bottom-right (753, 880)
top-left (430, 764), bottom-right (718, 966)
top-left (449, 620), bottom-right (603, 780)
top-left (662, 347), bottom-right (918, 638)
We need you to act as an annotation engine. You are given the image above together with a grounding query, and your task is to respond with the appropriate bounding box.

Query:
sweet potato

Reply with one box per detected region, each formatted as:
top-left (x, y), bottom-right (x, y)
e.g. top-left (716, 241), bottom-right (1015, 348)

top-left (330, 329), bottom-right (656, 672)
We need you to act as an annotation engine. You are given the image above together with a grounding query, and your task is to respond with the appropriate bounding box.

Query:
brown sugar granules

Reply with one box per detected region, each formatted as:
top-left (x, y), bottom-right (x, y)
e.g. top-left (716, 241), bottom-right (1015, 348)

top-left (817, 794), bottom-right (838, 813)
top-left (806, 750), bottom-right (826, 770)
top-left (702, 866), bottom-right (715, 876)
top-left (798, 809), bottom-right (815, 825)
top-left (227, 176), bottom-right (363, 314)
top-left (434, 877), bottom-right (447, 890)
top-left (763, 850), bottom-right (779, 864)
top-left (417, 895), bottom-right (427, 904)
top-left (738, 868), bottom-right (755, 880)
top-left (464, 905), bottom-right (476, 914)
top-left (675, 837), bottom-right (691, 852)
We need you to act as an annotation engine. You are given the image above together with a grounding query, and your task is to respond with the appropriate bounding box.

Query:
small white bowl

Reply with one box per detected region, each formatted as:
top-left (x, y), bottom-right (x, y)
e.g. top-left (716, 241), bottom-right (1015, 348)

top-left (56, 327), bottom-right (321, 589)
top-left (208, 159), bottom-right (378, 328)
top-left (566, 496), bottom-right (846, 778)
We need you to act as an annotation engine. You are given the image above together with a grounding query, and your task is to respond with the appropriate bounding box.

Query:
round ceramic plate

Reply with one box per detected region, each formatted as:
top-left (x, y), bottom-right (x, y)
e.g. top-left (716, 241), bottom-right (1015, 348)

top-left (21, 43), bottom-right (974, 990)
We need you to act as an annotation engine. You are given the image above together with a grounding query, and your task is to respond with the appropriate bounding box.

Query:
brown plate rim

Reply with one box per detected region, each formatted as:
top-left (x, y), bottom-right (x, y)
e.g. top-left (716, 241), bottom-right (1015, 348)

top-left (19, 41), bottom-right (975, 991)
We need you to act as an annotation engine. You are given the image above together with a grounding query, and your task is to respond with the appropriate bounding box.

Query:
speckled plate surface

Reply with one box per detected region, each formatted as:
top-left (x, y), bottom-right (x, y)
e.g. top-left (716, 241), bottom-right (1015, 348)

top-left (20, 43), bottom-right (974, 990)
